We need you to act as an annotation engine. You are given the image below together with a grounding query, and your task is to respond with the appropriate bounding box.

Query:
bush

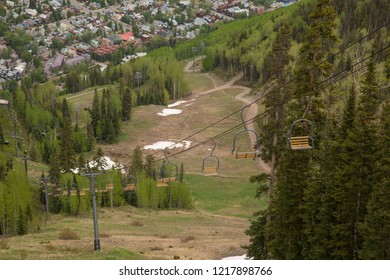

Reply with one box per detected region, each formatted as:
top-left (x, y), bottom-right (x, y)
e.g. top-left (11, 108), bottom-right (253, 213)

top-left (180, 236), bottom-right (195, 243)
top-left (58, 228), bottom-right (80, 240)
top-left (0, 240), bottom-right (9, 249)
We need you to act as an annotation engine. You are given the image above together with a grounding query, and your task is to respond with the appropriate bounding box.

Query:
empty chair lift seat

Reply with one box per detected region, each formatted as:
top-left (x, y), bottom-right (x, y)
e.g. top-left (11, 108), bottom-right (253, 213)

top-left (290, 136), bottom-right (313, 150)
top-left (161, 177), bottom-right (176, 183)
top-left (157, 177), bottom-right (176, 187)
top-left (123, 184), bottom-right (136, 191)
top-left (235, 152), bottom-right (257, 159)
top-left (203, 166), bottom-right (218, 176)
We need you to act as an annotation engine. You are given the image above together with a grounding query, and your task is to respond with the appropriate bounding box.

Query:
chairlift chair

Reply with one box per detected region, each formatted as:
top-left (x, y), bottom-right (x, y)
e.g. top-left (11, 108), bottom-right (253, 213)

top-left (157, 148), bottom-right (178, 187)
top-left (202, 140), bottom-right (220, 176)
top-left (123, 175), bottom-right (137, 191)
top-left (62, 189), bottom-right (78, 196)
top-left (232, 106), bottom-right (259, 159)
top-left (79, 189), bottom-right (87, 196)
top-left (288, 96), bottom-right (315, 150)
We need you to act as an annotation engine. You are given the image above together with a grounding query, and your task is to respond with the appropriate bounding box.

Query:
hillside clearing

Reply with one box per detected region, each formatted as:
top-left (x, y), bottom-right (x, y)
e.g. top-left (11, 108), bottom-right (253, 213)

top-left (0, 64), bottom-right (266, 260)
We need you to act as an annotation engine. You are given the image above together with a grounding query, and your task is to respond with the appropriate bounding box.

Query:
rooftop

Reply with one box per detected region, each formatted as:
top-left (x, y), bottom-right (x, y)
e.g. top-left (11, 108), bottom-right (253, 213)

top-left (118, 31), bottom-right (134, 42)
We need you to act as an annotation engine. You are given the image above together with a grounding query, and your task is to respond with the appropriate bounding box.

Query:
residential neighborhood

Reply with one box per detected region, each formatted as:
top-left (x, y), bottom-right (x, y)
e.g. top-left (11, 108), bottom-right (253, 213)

top-left (0, 0), bottom-right (299, 83)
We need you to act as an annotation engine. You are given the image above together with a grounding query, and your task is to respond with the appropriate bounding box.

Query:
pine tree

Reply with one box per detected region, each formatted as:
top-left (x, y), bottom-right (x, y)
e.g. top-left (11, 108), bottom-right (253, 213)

top-left (42, 141), bottom-right (51, 164)
top-left (112, 107), bottom-right (120, 139)
top-left (130, 146), bottom-right (143, 175)
top-left (248, 22), bottom-right (292, 258)
top-left (77, 153), bottom-right (86, 171)
top-left (258, 20), bottom-right (292, 199)
top-left (61, 98), bottom-right (71, 120)
top-left (264, 0), bottom-right (337, 259)
top-left (331, 46), bottom-right (380, 259)
top-left (0, 123), bottom-right (4, 145)
top-left (91, 90), bottom-right (101, 138)
top-left (339, 85), bottom-right (357, 141)
top-left (59, 99), bottom-right (75, 172)
top-left (86, 123), bottom-right (95, 152)
top-left (17, 206), bottom-right (27, 236)
top-left (244, 211), bottom-right (268, 259)
top-left (178, 162), bottom-right (184, 182)
top-left (293, 0), bottom-right (337, 126)
top-left (360, 103), bottom-right (390, 259)
top-left (0, 164), bottom-right (6, 181)
top-left (49, 148), bottom-right (60, 186)
top-left (306, 84), bottom-right (358, 259)
top-left (267, 150), bottom-right (311, 259)
top-left (100, 89), bottom-right (115, 142)
top-left (25, 203), bottom-right (33, 223)
top-left (92, 148), bottom-right (106, 171)
top-left (145, 155), bottom-right (155, 179)
top-left (122, 88), bottom-right (132, 121)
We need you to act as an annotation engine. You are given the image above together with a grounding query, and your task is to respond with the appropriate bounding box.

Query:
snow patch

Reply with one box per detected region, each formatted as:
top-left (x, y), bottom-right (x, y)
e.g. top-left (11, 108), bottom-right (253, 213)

top-left (184, 103), bottom-right (193, 107)
top-left (157, 108), bottom-right (182, 116)
top-left (143, 140), bottom-right (192, 150)
top-left (71, 156), bottom-right (125, 174)
top-left (167, 98), bottom-right (196, 108)
top-left (221, 255), bottom-right (251, 260)
top-left (168, 100), bottom-right (188, 108)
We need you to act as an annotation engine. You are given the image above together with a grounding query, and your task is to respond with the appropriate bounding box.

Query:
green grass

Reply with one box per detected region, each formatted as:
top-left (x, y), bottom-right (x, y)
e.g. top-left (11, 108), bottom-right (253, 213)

top-left (61, 84), bottom-right (118, 127)
top-left (185, 174), bottom-right (266, 218)
top-left (102, 248), bottom-right (145, 260)
top-left (184, 73), bottom-right (216, 93)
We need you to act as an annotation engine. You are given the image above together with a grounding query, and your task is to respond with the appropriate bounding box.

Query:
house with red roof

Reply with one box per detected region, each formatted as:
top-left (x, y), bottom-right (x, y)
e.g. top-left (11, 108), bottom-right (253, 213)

top-left (118, 32), bottom-right (135, 42)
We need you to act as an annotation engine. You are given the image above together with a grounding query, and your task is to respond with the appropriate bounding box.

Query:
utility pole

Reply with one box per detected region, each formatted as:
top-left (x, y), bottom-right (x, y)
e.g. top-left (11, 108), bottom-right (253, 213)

top-left (21, 150), bottom-right (30, 174)
top-left (81, 171), bottom-right (103, 251)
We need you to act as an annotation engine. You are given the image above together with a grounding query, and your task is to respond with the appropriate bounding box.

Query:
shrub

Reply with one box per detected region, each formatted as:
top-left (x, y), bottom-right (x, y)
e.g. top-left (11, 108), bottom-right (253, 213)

top-left (180, 236), bottom-right (195, 243)
top-left (131, 221), bottom-right (144, 227)
top-left (0, 240), bottom-right (9, 249)
top-left (58, 228), bottom-right (80, 240)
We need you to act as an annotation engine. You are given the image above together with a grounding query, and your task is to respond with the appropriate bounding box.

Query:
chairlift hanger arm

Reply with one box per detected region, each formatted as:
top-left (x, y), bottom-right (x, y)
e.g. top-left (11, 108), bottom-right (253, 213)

top-left (301, 96), bottom-right (310, 119)
top-left (240, 105), bottom-right (249, 130)
top-left (232, 128), bottom-right (259, 154)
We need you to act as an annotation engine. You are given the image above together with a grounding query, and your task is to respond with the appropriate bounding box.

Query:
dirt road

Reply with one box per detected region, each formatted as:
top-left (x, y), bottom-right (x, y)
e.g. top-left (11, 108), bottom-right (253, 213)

top-left (185, 64), bottom-right (271, 173)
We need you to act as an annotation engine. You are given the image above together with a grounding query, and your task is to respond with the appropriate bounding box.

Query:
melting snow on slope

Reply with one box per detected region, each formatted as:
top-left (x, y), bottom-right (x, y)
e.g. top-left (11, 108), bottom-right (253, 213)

top-left (168, 100), bottom-right (188, 108)
top-left (143, 140), bottom-right (192, 150)
top-left (167, 98), bottom-right (196, 108)
top-left (221, 255), bottom-right (251, 260)
top-left (71, 156), bottom-right (125, 174)
top-left (157, 108), bottom-right (182, 116)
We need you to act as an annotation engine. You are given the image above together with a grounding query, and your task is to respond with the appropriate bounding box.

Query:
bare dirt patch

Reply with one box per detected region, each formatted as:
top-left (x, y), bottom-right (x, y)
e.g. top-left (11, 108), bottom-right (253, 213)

top-left (95, 208), bottom-right (251, 260)
top-left (0, 207), bottom-right (251, 260)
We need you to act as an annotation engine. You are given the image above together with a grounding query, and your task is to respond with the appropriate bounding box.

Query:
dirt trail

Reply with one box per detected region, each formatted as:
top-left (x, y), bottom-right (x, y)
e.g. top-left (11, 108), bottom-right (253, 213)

top-left (184, 56), bottom-right (204, 72)
top-left (234, 86), bottom-right (271, 174)
top-left (185, 62), bottom-right (271, 173)
top-left (66, 88), bottom-right (102, 101)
